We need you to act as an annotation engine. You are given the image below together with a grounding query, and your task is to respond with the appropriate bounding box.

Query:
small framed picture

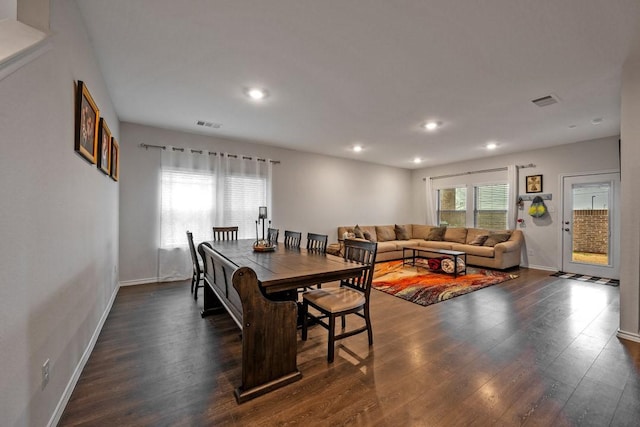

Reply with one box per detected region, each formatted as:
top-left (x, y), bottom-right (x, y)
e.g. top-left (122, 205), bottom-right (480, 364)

top-left (74, 80), bottom-right (100, 164)
top-left (526, 175), bottom-right (543, 193)
top-left (97, 118), bottom-right (111, 175)
top-left (110, 137), bottom-right (120, 182)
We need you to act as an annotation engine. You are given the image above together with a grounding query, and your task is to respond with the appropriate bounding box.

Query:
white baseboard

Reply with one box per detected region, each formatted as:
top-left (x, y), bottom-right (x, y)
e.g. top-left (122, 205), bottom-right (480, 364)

top-left (119, 277), bottom-right (159, 286)
top-left (617, 329), bottom-right (640, 344)
top-left (524, 264), bottom-right (558, 272)
top-left (47, 283), bottom-right (120, 427)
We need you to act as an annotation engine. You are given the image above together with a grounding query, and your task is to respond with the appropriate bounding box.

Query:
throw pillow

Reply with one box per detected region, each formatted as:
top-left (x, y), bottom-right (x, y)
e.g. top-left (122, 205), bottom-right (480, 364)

top-left (469, 234), bottom-right (489, 246)
top-left (483, 232), bottom-right (511, 247)
top-left (425, 226), bottom-right (446, 241)
top-left (353, 224), bottom-right (364, 239)
top-left (394, 224), bottom-right (411, 240)
top-left (363, 230), bottom-right (372, 241)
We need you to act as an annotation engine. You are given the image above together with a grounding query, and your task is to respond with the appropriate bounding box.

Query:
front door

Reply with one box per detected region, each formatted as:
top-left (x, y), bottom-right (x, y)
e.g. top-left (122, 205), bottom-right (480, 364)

top-left (561, 172), bottom-right (620, 279)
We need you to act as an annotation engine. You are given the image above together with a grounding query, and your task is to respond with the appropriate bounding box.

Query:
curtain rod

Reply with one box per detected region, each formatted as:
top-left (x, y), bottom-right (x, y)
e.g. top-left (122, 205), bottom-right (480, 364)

top-left (139, 143), bottom-right (280, 164)
top-left (422, 163), bottom-right (535, 181)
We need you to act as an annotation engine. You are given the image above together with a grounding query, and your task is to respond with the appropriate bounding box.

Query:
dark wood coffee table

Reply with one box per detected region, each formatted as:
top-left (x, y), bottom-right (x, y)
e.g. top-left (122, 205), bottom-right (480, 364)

top-left (402, 245), bottom-right (467, 278)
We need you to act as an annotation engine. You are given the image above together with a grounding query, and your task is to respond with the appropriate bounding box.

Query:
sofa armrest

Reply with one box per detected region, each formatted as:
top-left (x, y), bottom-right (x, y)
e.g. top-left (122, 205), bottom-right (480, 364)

top-left (494, 230), bottom-right (523, 254)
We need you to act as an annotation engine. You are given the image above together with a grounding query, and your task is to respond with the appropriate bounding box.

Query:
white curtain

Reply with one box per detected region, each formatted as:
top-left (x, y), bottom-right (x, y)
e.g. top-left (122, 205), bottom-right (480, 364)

top-left (425, 177), bottom-right (437, 225)
top-left (507, 164), bottom-right (518, 229)
top-left (158, 147), bottom-right (272, 281)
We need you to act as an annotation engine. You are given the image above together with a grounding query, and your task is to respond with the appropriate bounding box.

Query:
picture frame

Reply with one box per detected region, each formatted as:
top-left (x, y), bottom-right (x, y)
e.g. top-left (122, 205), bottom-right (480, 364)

top-left (110, 137), bottom-right (120, 182)
top-left (526, 174), bottom-right (543, 193)
top-left (74, 80), bottom-right (100, 164)
top-left (97, 118), bottom-right (112, 175)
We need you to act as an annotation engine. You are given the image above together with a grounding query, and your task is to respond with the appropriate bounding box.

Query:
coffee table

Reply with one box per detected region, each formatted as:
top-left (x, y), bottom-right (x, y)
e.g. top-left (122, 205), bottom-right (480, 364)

top-left (402, 245), bottom-right (467, 278)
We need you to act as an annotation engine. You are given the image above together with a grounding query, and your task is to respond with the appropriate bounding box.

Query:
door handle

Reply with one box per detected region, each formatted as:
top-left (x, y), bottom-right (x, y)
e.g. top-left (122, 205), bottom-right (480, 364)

top-left (564, 221), bottom-right (570, 225)
top-left (564, 228), bottom-right (570, 232)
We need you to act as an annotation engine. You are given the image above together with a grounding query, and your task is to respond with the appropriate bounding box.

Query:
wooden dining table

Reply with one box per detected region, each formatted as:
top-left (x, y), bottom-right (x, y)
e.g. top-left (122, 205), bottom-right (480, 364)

top-left (199, 239), bottom-right (368, 403)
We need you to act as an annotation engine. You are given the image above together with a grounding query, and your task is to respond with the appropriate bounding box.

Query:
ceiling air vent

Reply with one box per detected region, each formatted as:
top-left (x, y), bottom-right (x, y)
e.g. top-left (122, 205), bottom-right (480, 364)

top-left (196, 120), bottom-right (222, 128)
top-left (531, 95), bottom-right (559, 107)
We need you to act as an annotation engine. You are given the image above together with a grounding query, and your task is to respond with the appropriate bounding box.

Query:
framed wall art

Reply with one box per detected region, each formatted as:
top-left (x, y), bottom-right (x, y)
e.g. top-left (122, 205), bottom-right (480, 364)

top-left (110, 137), bottom-right (120, 182)
top-left (526, 174), bottom-right (543, 193)
top-left (97, 118), bottom-right (112, 175)
top-left (74, 80), bottom-right (100, 164)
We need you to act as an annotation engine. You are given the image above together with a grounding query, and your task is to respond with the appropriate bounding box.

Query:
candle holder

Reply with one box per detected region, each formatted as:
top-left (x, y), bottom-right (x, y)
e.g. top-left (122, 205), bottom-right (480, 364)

top-left (253, 206), bottom-right (276, 251)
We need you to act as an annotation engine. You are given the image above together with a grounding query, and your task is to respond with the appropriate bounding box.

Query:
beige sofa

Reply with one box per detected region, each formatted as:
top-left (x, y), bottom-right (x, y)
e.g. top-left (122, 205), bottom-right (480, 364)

top-left (335, 224), bottom-right (523, 270)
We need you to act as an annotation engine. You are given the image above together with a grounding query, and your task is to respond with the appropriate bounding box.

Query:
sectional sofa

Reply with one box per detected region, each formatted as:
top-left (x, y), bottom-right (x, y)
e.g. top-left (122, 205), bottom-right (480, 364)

top-left (333, 224), bottom-right (523, 270)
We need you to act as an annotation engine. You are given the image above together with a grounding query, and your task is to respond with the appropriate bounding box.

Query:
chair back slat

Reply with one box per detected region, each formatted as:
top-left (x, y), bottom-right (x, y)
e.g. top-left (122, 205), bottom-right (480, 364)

top-left (306, 232), bottom-right (328, 252)
top-left (342, 239), bottom-right (378, 294)
top-left (213, 226), bottom-right (239, 241)
top-left (284, 230), bottom-right (302, 248)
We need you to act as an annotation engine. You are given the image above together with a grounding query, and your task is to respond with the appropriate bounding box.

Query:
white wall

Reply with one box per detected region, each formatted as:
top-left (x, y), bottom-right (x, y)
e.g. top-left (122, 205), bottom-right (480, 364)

top-left (0, 0), bottom-right (119, 426)
top-left (119, 122), bottom-right (412, 284)
top-left (409, 136), bottom-right (620, 270)
top-left (619, 35), bottom-right (640, 341)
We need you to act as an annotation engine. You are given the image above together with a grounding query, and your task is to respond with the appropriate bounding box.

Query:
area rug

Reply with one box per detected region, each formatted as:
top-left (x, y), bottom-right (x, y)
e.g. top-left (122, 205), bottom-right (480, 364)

top-left (550, 271), bottom-right (619, 287)
top-left (371, 260), bottom-right (518, 307)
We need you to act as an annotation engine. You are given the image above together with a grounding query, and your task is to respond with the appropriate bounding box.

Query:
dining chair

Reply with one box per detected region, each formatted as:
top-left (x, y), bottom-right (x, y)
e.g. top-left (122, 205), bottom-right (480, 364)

top-left (301, 239), bottom-right (378, 363)
top-left (267, 227), bottom-right (279, 244)
top-left (213, 226), bottom-right (238, 241)
top-left (306, 232), bottom-right (328, 253)
top-left (187, 231), bottom-right (204, 299)
top-left (284, 230), bottom-right (302, 248)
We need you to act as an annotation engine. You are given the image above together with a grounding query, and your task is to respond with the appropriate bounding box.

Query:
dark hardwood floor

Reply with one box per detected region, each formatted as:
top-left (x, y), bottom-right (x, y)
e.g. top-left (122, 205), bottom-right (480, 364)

top-left (59, 268), bottom-right (640, 426)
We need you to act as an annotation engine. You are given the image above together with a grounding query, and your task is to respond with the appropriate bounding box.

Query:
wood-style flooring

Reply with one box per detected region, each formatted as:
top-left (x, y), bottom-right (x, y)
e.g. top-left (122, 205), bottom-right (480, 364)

top-left (59, 268), bottom-right (640, 426)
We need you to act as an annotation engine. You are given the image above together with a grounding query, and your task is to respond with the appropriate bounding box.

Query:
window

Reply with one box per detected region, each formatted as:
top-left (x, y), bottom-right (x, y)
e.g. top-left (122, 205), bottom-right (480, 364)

top-left (474, 183), bottom-right (508, 229)
top-left (160, 166), bottom-right (269, 248)
top-left (224, 174), bottom-right (268, 240)
top-left (161, 169), bottom-right (216, 248)
top-left (437, 187), bottom-right (466, 227)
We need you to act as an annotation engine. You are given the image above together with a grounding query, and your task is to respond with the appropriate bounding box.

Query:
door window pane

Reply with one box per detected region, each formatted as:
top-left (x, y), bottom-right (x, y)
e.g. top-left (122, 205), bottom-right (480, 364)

top-left (571, 183), bottom-right (610, 265)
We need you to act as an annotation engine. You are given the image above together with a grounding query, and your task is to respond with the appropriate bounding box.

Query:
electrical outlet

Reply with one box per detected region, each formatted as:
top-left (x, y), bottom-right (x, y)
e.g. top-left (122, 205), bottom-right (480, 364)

top-left (42, 359), bottom-right (50, 389)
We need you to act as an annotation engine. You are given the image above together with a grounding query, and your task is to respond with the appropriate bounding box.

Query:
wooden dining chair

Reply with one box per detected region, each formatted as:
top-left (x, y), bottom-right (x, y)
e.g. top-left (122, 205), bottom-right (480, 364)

top-left (306, 232), bottom-right (328, 253)
top-left (213, 226), bottom-right (238, 241)
top-left (301, 239), bottom-right (378, 363)
top-left (267, 227), bottom-right (279, 244)
top-left (187, 231), bottom-right (203, 299)
top-left (284, 230), bottom-right (302, 248)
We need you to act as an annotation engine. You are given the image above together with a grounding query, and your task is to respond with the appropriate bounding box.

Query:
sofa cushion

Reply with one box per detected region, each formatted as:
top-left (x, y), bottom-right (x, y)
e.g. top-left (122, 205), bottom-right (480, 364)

top-left (376, 241), bottom-right (400, 252)
top-left (411, 224), bottom-right (433, 240)
top-left (375, 225), bottom-right (396, 242)
top-left (451, 243), bottom-right (495, 257)
top-left (394, 224), bottom-right (411, 240)
top-left (444, 227), bottom-right (468, 244)
top-left (483, 231), bottom-right (512, 247)
top-left (418, 240), bottom-right (454, 250)
top-left (425, 226), bottom-right (447, 241)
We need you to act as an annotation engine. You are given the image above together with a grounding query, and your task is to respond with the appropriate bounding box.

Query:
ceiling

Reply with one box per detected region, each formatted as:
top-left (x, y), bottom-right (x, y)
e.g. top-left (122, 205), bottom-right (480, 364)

top-left (76, 0), bottom-right (640, 169)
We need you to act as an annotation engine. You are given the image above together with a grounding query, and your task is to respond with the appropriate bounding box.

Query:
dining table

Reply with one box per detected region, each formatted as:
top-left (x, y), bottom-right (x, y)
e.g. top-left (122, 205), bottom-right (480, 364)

top-left (199, 239), bottom-right (369, 403)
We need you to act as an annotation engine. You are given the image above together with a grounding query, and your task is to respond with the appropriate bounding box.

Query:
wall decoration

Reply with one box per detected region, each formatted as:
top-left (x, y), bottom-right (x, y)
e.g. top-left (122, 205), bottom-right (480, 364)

top-left (110, 137), bottom-right (120, 182)
top-left (74, 80), bottom-right (100, 164)
top-left (526, 174), bottom-right (543, 193)
top-left (97, 118), bottom-right (112, 175)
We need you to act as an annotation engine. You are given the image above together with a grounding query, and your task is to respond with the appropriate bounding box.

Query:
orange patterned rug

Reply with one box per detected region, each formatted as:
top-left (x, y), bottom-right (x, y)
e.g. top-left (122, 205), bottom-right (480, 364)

top-left (372, 259), bottom-right (518, 306)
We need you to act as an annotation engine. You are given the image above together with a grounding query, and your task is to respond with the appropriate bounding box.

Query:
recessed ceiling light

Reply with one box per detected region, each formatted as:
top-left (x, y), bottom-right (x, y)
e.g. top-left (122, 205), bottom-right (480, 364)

top-left (353, 145), bottom-right (363, 153)
top-left (413, 157), bottom-right (422, 164)
top-left (486, 142), bottom-right (497, 150)
top-left (568, 124), bottom-right (577, 129)
top-left (245, 87), bottom-right (268, 101)
top-left (591, 118), bottom-right (603, 125)
top-left (423, 121), bottom-right (440, 131)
